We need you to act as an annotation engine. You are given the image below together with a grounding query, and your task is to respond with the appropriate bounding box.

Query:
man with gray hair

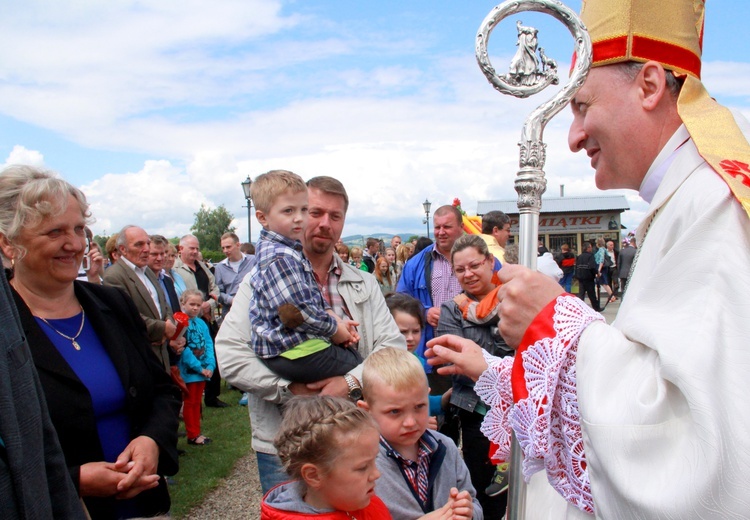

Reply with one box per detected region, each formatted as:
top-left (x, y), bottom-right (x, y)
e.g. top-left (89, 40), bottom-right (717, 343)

top-left (103, 225), bottom-right (175, 371)
top-left (480, 210), bottom-right (511, 264)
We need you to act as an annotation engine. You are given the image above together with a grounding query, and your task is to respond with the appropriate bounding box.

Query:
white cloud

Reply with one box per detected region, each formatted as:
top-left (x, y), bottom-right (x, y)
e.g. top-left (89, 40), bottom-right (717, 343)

top-left (2, 145), bottom-right (45, 169)
top-left (0, 0), bottom-right (299, 137)
top-left (702, 62), bottom-right (750, 102)
top-left (2, 1), bottom-right (748, 242)
top-left (80, 159), bottom-right (212, 237)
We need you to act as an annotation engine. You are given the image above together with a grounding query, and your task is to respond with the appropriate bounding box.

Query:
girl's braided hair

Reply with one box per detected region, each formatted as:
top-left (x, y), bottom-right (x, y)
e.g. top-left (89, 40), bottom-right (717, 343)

top-left (273, 395), bottom-right (378, 480)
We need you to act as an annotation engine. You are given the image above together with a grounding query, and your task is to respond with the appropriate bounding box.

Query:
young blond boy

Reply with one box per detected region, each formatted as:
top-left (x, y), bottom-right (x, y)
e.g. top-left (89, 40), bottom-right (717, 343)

top-left (248, 170), bottom-right (359, 383)
top-left (359, 347), bottom-right (483, 520)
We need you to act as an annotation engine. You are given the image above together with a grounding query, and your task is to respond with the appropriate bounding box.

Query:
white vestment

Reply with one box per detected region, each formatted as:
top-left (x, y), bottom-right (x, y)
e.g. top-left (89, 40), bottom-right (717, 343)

top-left (477, 115), bottom-right (750, 519)
top-left (578, 119), bottom-right (750, 518)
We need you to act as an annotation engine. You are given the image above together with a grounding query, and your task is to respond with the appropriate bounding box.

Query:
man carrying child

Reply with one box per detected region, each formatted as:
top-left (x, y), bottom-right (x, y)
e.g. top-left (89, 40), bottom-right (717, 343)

top-left (247, 170), bottom-right (361, 383)
top-left (216, 175), bottom-right (406, 493)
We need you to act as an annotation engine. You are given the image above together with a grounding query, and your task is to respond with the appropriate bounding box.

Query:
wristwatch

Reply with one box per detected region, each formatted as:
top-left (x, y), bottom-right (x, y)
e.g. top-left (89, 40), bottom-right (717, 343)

top-left (344, 374), bottom-right (363, 402)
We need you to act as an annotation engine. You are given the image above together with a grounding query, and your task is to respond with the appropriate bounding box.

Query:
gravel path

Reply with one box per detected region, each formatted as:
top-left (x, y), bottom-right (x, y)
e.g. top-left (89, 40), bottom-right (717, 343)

top-left (181, 451), bottom-right (264, 519)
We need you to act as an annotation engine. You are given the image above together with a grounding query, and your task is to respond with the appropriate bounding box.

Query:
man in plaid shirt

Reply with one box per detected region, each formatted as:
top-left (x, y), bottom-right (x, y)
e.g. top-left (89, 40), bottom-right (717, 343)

top-left (248, 170), bottom-right (360, 383)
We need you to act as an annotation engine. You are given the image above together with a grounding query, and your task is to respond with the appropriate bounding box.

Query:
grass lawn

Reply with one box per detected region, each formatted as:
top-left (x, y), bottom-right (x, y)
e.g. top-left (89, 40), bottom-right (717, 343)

top-left (169, 386), bottom-right (254, 519)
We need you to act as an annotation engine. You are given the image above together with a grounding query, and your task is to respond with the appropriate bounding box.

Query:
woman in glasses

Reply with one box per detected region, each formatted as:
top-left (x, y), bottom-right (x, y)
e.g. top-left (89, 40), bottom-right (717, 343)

top-left (435, 234), bottom-right (512, 518)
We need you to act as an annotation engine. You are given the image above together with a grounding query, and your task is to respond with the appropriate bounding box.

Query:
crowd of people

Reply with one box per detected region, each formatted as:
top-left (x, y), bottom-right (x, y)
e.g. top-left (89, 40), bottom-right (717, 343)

top-left (2, 0), bottom-right (750, 518)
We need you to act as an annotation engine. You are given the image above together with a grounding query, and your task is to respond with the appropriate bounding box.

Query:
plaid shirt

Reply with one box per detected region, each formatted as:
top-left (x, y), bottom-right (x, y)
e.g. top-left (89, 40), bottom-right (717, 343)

top-left (430, 248), bottom-right (462, 307)
top-left (248, 229), bottom-right (337, 358)
top-left (381, 431), bottom-right (438, 507)
top-left (314, 255), bottom-right (358, 350)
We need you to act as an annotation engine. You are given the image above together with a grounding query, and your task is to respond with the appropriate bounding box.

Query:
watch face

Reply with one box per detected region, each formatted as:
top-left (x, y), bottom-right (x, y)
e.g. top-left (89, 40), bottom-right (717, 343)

top-left (349, 387), bottom-right (363, 401)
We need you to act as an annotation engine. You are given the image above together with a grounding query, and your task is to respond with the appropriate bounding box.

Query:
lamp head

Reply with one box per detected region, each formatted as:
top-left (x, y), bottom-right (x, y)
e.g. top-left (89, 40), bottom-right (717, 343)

top-left (241, 176), bottom-right (253, 200)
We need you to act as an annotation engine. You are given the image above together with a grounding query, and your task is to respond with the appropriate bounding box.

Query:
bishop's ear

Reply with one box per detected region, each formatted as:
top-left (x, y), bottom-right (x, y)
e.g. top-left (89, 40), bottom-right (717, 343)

top-left (638, 60), bottom-right (670, 112)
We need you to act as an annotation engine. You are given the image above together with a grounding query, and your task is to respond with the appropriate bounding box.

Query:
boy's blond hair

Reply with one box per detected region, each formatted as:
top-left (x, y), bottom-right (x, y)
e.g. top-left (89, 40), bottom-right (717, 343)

top-left (250, 170), bottom-right (307, 213)
top-left (362, 347), bottom-right (427, 401)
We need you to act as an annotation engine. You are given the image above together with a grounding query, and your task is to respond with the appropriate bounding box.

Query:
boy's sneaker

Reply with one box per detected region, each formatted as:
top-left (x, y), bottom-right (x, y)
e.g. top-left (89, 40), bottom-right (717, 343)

top-left (238, 392), bottom-right (249, 406)
top-left (485, 463), bottom-right (509, 497)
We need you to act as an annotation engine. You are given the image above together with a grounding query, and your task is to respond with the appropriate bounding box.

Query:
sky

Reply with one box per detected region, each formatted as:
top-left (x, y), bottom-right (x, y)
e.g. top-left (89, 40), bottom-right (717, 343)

top-left (2, 0), bottom-right (749, 242)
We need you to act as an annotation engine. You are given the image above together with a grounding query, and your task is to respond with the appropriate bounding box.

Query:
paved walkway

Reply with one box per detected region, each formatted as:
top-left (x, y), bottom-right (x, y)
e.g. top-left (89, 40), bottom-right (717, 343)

top-left (599, 293), bottom-right (620, 324)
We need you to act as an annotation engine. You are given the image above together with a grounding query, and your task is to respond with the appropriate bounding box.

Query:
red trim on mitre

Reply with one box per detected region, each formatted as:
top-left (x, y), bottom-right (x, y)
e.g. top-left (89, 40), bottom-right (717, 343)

top-left (592, 35), bottom-right (629, 64)
top-left (511, 297), bottom-right (559, 403)
top-left (571, 35), bottom-right (701, 78)
top-left (570, 35), bottom-right (628, 73)
top-left (631, 35), bottom-right (701, 78)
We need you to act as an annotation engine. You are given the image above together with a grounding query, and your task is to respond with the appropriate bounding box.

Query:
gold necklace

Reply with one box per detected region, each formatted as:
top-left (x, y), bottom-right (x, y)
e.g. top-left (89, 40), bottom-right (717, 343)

top-left (38, 308), bottom-right (86, 351)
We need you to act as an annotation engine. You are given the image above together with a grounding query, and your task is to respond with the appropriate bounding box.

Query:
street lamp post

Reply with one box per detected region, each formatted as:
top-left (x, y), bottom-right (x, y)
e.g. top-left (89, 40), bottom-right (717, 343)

top-left (241, 176), bottom-right (253, 243)
top-left (422, 199), bottom-right (432, 239)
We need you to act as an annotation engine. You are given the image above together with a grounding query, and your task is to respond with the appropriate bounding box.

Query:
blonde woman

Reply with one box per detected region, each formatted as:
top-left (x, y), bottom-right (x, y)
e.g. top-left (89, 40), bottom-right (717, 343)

top-left (394, 243), bottom-right (411, 283)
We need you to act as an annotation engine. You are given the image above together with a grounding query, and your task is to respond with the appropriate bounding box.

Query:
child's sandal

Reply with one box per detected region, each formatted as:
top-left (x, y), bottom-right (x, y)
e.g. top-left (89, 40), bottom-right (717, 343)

top-left (187, 435), bottom-right (212, 445)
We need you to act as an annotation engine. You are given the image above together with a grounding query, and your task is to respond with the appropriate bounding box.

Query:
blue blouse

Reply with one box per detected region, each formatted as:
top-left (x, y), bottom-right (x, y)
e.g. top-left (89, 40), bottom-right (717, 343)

top-left (36, 314), bottom-right (131, 463)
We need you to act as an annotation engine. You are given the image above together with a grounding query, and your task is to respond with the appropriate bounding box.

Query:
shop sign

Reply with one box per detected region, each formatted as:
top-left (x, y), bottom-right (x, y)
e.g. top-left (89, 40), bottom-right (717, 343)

top-left (509, 213), bottom-right (619, 233)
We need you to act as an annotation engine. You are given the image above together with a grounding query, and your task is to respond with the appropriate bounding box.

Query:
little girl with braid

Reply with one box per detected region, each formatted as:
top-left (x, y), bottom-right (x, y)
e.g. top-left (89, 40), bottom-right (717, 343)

top-left (260, 396), bottom-right (391, 519)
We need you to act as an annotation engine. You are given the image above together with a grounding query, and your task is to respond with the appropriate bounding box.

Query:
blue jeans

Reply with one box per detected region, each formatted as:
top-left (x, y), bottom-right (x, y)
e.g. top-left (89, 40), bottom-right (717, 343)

top-left (256, 451), bottom-right (288, 494)
top-left (559, 271), bottom-right (574, 293)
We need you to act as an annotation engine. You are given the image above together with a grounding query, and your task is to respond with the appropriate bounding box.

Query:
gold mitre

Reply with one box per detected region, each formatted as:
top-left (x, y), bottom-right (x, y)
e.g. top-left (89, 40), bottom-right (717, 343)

top-left (580, 0), bottom-right (704, 78)
top-left (577, 0), bottom-right (750, 218)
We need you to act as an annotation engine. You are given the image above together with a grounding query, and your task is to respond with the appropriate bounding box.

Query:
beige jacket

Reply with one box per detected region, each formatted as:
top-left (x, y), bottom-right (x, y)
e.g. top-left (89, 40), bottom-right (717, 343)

top-left (215, 259), bottom-right (406, 454)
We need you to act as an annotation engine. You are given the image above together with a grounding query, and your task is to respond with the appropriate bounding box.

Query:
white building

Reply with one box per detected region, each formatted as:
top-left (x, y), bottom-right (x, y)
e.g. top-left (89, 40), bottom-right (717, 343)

top-left (476, 195), bottom-right (630, 254)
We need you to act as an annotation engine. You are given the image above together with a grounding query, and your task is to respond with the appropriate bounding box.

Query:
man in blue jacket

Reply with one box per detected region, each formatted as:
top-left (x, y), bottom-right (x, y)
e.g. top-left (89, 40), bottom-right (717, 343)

top-left (397, 205), bottom-right (464, 385)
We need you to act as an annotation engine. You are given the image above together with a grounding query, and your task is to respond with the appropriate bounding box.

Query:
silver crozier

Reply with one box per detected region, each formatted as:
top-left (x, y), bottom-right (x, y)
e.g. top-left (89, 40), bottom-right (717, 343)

top-left (475, 1), bottom-right (592, 518)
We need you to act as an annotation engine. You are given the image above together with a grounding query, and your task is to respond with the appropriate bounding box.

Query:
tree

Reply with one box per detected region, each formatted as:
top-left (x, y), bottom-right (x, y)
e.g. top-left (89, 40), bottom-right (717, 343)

top-left (190, 204), bottom-right (235, 251)
top-left (93, 234), bottom-right (110, 250)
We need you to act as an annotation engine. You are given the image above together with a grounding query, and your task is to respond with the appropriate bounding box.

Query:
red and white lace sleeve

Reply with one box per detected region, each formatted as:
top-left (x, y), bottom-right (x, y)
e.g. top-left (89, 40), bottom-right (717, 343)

top-left (473, 295), bottom-right (604, 515)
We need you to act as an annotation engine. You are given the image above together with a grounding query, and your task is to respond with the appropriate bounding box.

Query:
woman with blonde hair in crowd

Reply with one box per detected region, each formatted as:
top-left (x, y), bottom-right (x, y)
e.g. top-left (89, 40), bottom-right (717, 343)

top-left (395, 244), bottom-right (411, 283)
top-left (594, 237), bottom-right (616, 305)
top-left (384, 247), bottom-right (396, 280)
top-left (164, 243), bottom-right (186, 297)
